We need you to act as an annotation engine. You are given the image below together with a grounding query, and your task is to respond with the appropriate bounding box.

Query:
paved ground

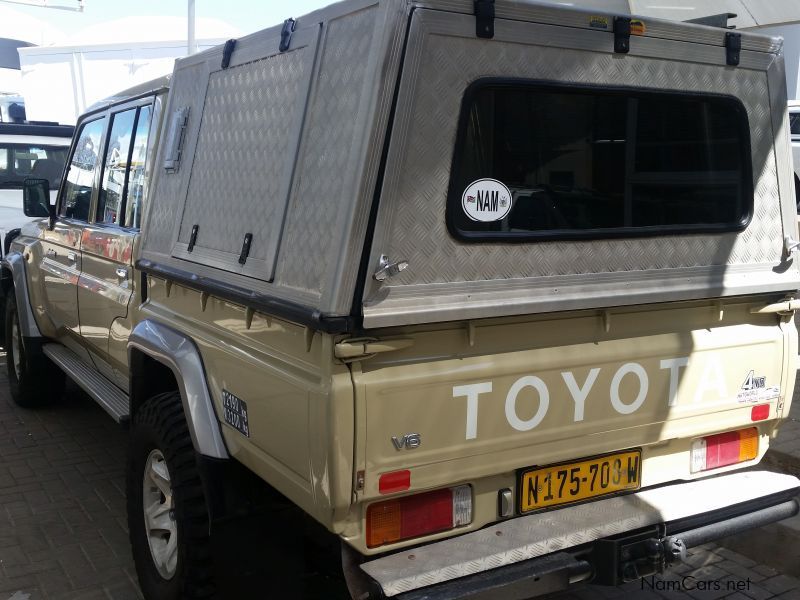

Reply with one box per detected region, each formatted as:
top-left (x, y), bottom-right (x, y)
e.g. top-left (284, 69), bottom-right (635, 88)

top-left (0, 365), bottom-right (141, 599)
top-left (0, 356), bottom-right (799, 599)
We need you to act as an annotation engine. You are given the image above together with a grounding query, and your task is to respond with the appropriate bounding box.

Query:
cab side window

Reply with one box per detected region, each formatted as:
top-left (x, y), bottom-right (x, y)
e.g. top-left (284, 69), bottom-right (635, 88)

top-left (97, 108), bottom-right (136, 225)
top-left (125, 105), bottom-right (152, 229)
top-left (61, 118), bottom-right (106, 221)
top-left (96, 105), bottom-right (153, 228)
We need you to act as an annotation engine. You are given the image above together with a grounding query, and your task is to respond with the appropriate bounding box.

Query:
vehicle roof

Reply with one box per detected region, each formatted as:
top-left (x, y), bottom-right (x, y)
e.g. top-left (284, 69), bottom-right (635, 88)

top-left (84, 74), bottom-right (171, 116)
top-left (0, 122), bottom-right (74, 138)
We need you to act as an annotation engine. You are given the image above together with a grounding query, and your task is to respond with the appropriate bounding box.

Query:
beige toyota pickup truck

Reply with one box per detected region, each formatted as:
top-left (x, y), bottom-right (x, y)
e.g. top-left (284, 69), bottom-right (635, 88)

top-left (3, 2), bottom-right (800, 599)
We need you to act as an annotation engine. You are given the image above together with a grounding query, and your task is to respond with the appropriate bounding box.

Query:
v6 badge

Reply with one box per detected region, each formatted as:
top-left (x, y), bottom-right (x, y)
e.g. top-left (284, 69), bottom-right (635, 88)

top-left (392, 433), bottom-right (421, 450)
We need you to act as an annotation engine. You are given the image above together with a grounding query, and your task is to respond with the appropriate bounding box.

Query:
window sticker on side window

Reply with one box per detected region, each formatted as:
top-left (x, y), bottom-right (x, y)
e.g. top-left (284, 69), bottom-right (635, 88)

top-left (462, 178), bottom-right (513, 222)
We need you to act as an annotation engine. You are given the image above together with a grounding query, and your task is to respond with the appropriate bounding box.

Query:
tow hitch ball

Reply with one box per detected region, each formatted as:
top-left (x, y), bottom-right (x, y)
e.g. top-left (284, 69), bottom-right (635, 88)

top-left (591, 532), bottom-right (688, 585)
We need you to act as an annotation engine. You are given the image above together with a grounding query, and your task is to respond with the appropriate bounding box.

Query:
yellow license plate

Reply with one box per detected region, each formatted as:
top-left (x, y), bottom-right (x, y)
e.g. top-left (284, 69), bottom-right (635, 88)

top-left (519, 450), bottom-right (641, 512)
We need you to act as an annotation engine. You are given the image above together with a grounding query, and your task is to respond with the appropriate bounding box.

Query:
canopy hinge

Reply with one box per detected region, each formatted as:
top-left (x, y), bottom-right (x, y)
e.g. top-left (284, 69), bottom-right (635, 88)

top-left (280, 18), bottom-right (297, 52)
top-left (613, 17), bottom-right (631, 54)
top-left (474, 0), bottom-right (495, 39)
top-left (725, 32), bottom-right (741, 66)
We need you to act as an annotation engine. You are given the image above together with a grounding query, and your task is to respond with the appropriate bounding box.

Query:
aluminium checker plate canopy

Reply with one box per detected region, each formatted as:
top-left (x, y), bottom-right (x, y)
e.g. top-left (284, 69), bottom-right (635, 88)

top-left (360, 1), bottom-right (799, 328)
top-left (137, 0), bottom-right (795, 329)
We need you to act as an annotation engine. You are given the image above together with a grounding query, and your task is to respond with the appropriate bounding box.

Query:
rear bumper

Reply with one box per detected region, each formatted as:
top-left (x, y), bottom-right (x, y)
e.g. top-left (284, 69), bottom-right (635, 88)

top-left (357, 471), bottom-right (800, 599)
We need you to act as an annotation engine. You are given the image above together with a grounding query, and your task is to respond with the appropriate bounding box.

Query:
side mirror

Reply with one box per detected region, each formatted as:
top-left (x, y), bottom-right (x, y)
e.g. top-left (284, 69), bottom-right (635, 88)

top-left (23, 178), bottom-right (55, 224)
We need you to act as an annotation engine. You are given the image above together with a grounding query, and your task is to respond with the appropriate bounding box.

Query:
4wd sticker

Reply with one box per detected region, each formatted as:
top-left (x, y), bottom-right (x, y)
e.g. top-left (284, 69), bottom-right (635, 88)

top-left (737, 371), bottom-right (779, 404)
top-left (222, 390), bottom-right (250, 437)
top-left (462, 178), bottom-right (513, 222)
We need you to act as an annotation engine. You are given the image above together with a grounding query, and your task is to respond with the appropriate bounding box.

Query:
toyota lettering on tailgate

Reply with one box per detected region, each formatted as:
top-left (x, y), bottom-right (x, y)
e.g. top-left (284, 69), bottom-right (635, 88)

top-left (452, 355), bottom-right (778, 440)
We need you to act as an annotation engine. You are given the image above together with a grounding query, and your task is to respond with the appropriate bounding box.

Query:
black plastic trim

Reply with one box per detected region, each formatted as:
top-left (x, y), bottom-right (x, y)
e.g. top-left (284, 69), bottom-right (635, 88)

top-left (136, 259), bottom-right (355, 334)
top-left (445, 78), bottom-right (755, 244)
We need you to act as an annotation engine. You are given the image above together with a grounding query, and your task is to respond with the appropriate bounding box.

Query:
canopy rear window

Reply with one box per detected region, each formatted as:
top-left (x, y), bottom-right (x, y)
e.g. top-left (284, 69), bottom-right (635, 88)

top-left (447, 81), bottom-right (753, 242)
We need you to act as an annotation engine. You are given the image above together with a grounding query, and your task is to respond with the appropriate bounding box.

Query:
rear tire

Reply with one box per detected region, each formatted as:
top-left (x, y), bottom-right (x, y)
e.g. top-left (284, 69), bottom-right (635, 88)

top-left (128, 392), bottom-right (216, 600)
top-left (4, 292), bottom-right (64, 407)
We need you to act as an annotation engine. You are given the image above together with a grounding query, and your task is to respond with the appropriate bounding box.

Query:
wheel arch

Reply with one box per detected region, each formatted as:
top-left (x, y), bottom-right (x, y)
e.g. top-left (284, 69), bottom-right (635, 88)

top-left (128, 319), bottom-right (229, 459)
top-left (1, 252), bottom-right (42, 338)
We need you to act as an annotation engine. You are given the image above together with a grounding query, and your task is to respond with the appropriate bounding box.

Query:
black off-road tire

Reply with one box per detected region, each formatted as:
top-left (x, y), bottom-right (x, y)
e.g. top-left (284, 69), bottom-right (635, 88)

top-left (128, 391), bottom-right (216, 600)
top-left (4, 292), bottom-right (64, 407)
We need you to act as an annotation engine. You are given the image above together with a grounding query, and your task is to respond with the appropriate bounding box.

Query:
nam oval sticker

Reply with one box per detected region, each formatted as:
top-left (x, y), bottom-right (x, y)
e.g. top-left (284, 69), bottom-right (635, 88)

top-left (462, 178), bottom-right (513, 222)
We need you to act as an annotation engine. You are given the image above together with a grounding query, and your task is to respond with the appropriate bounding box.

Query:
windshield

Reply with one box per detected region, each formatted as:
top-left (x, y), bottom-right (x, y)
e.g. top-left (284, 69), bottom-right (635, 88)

top-left (0, 143), bottom-right (69, 190)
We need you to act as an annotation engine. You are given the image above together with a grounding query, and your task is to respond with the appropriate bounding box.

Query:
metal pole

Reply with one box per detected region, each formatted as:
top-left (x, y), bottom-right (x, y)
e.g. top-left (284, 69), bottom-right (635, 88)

top-left (187, 0), bottom-right (197, 55)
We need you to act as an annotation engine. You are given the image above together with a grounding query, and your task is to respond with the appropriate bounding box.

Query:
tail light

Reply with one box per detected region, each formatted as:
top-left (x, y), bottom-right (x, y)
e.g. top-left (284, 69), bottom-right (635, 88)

top-left (691, 427), bottom-right (758, 473)
top-left (366, 485), bottom-right (472, 548)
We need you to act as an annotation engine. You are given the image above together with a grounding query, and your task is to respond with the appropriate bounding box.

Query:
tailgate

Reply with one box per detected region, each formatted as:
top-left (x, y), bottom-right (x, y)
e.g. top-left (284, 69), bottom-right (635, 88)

top-left (346, 1), bottom-right (800, 556)
top-left (351, 297), bottom-right (796, 507)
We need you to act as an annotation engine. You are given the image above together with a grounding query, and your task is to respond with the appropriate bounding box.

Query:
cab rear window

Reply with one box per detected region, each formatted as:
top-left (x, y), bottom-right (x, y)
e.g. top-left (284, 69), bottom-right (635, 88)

top-left (447, 81), bottom-right (753, 242)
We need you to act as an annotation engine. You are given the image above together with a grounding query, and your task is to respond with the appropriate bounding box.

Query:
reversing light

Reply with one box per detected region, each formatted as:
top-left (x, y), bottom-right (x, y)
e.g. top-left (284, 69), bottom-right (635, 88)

top-left (691, 427), bottom-right (758, 473)
top-left (366, 485), bottom-right (472, 548)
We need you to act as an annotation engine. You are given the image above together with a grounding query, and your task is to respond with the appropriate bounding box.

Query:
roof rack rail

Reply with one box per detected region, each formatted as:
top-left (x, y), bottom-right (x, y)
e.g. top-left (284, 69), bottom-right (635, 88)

top-left (685, 13), bottom-right (737, 29)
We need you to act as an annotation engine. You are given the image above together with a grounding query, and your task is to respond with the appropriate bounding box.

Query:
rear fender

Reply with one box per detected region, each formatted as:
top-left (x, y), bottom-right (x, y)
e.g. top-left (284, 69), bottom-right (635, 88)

top-left (128, 319), bottom-right (229, 459)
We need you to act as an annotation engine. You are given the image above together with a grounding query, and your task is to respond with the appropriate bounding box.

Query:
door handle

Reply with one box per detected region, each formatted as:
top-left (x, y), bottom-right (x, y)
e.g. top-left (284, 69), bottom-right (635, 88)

top-left (116, 267), bottom-right (128, 280)
top-left (67, 251), bottom-right (77, 263)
